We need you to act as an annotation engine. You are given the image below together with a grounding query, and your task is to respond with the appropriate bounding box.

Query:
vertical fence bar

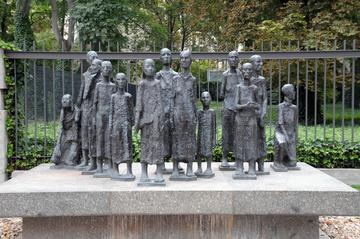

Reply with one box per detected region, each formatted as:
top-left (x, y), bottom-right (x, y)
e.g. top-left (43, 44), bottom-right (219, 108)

top-left (278, 59), bottom-right (281, 104)
top-left (33, 41), bottom-right (38, 147)
top-left (323, 50), bottom-right (327, 140)
top-left (117, 42), bottom-right (120, 73)
top-left (341, 40), bottom-right (346, 142)
top-left (71, 59), bottom-right (74, 96)
top-left (198, 60), bottom-right (201, 98)
top-left (287, 40), bottom-right (291, 84)
top-left (269, 41), bottom-right (273, 138)
top-left (61, 42), bottom-right (65, 96)
top-left (52, 60), bottom-right (56, 142)
top-left (24, 51), bottom-right (28, 150)
top-left (14, 60), bottom-right (18, 159)
top-left (305, 44), bottom-right (309, 141)
top-left (351, 40), bottom-right (356, 143)
top-left (314, 43), bottom-right (318, 141)
top-left (296, 41), bottom-right (300, 127)
top-left (332, 39), bottom-right (337, 142)
top-left (43, 54), bottom-right (47, 157)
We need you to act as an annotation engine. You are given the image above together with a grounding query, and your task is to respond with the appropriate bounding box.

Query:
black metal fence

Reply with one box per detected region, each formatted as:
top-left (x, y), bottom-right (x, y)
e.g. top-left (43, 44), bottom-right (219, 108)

top-left (4, 39), bottom-right (360, 161)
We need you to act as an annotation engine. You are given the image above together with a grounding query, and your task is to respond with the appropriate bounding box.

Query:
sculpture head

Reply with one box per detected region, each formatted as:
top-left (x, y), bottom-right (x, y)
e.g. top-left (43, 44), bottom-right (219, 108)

top-left (180, 49), bottom-right (192, 69)
top-left (61, 94), bottom-right (73, 109)
top-left (282, 84), bottom-right (295, 101)
top-left (250, 55), bottom-right (263, 73)
top-left (228, 51), bottom-right (239, 68)
top-left (200, 91), bottom-right (211, 107)
top-left (115, 73), bottom-right (128, 90)
top-left (90, 59), bottom-right (102, 74)
top-left (143, 59), bottom-right (155, 78)
top-left (101, 61), bottom-right (112, 77)
top-left (242, 63), bottom-right (253, 80)
top-left (160, 48), bottom-right (171, 65)
top-left (86, 51), bottom-right (98, 65)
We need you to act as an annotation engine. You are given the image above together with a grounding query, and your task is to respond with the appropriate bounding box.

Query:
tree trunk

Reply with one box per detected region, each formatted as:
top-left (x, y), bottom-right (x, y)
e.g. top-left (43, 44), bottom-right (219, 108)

top-left (50, 0), bottom-right (74, 51)
top-left (14, 0), bottom-right (33, 50)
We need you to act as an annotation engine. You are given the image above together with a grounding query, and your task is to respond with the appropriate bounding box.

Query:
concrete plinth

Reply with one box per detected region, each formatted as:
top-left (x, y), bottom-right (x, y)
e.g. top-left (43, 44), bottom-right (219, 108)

top-left (0, 162), bottom-right (359, 239)
top-left (23, 215), bottom-right (318, 239)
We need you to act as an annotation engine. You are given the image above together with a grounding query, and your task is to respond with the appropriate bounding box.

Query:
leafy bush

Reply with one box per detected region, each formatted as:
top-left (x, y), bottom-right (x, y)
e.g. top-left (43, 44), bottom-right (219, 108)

top-left (7, 127), bottom-right (360, 176)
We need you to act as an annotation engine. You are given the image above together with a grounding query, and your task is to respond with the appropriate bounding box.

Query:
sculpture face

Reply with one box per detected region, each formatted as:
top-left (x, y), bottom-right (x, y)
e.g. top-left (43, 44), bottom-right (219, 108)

top-left (115, 73), bottom-right (127, 89)
top-left (180, 50), bottom-right (191, 69)
top-left (160, 48), bottom-right (171, 65)
top-left (86, 51), bottom-right (98, 64)
top-left (242, 63), bottom-right (253, 79)
top-left (201, 92), bottom-right (211, 107)
top-left (143, 59), bottom-right (155, 77)
top-left (228, 51), bottom-right (239, 68)
top-left (283, 84), bottom-right (295, 101)
top-left (90, 59), bottom-right (102, 74)
top-left (62, 94), bottom-right (72, 108)
top-left (101, 61), bottom-right (112, 77)
top-left (252, 56), bottom-right (263, 72)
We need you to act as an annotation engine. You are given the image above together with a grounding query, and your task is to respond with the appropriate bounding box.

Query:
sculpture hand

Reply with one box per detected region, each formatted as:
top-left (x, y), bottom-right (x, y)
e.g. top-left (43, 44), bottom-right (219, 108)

top-left (259, 118), bottom-right (265, 127)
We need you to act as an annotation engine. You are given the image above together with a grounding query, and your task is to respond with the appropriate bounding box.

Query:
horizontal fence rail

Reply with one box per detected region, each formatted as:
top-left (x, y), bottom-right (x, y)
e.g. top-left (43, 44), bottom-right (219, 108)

top-left (3, 42), bottom-right (360, 164)
top-left (5, 50), bottom-right (360, 60)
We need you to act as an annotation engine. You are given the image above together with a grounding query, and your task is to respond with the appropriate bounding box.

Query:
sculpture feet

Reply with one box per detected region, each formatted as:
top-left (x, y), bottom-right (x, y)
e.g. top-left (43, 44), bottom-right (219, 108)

top-left (196, 169), bottom-right (215, 178)
top-left (75, 161), bottom-right (88, 170)
top-left (160, 166), bottom-right (185, 175)
top-left (233, 170), bottom-right (257, 180)
top-left (111, 173), bottom-right (136, 181)
top-left (219, 160), bottom-right (236, 171)
top-left (137, 177), bottom-right (166, 187)
top-left (270, 163), bottom-right (288, 172)
top-left (170, 173), bottom-right (197, 181)
top-left (93, 169), bottom-right (111, 178)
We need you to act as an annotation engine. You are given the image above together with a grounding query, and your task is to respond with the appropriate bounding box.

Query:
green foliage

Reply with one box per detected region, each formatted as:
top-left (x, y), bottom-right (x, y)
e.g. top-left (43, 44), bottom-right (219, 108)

top-left (352, 185), bottom-right (360, 191)
top-left (14, 0), bottom-right (34, 50)
top-left (71, 0), bottom-right (135, 48)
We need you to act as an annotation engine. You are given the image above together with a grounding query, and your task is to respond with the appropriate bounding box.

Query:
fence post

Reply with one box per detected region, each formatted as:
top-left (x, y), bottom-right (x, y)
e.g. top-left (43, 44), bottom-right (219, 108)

top-left (0, 48), bottom-right (8, 183)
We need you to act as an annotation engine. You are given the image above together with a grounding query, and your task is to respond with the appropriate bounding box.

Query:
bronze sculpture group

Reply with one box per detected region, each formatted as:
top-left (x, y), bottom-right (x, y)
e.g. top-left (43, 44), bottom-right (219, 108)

top-left (51, 49), bottom-right (300, 186)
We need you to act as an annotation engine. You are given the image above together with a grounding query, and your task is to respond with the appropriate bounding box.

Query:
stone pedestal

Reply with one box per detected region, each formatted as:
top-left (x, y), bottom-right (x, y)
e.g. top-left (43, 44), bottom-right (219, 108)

top-left (0, 163), bottom-right (359, 239)
top-left (23, 215), bottom-right (318, 239)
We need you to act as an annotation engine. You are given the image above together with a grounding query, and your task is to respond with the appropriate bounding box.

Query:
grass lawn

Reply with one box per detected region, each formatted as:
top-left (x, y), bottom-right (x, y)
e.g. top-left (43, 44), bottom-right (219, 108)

top-left (352, 185), bottom-right (360, 191)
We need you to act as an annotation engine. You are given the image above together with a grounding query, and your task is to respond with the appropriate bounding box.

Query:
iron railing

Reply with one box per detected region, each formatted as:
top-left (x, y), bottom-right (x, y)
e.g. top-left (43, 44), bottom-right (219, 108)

top-left (3, 39), bottom-right (360, 161)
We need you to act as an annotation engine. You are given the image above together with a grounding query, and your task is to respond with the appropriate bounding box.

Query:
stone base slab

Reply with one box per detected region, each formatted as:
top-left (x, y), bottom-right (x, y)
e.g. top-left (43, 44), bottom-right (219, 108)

top-left (23, 215), bottom-right (319, 239)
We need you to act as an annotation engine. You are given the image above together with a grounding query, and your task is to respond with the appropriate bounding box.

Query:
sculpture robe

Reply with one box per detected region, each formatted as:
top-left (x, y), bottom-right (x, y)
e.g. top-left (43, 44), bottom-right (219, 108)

top-left (51, 108), bottom-right (80, 166)
top-left (197, 109), bottom-right (217, 157)
top-left (234, 83), bottom-right (259, 162)
top-left (93, 80), bottom-right (116, 159)
top-left (109, 92), bottom-right (134, 164)
top-left (135, 79), bottom-right (165, 165)
top-left (172, 73), bottom-right (197, 162)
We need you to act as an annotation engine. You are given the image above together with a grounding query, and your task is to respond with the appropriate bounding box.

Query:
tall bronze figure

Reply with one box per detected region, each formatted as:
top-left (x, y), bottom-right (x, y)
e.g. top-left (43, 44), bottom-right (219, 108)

top-left (170, 49), bottom-right (197, 181)
top-left (219, 51), bottom-right (243, 170)
top-left (195, 91), bottom-right (216, 178)
top-left (135, 59), bottom-right (166, 186)
top-left (93, 61), bottom-right (116, 178)
top-left (271, 84), bottom-right (299, 172)
top-left (250, 55), bottom-right (269, 175)
top-left (77, 55), bottom-right (102, 172)
top-left (233, 63), bottom-right (260, 180)
top-left (109, 73), bottom-right (135, 181)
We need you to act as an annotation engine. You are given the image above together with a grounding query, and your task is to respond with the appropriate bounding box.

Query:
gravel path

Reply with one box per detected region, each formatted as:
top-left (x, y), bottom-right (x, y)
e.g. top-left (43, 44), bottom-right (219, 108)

top-left (1, 216), bottom-right (360, 238)
top-left (320, 216), bottom-right (360, 239)
top-left (0, 218), bottom-right (22, 239)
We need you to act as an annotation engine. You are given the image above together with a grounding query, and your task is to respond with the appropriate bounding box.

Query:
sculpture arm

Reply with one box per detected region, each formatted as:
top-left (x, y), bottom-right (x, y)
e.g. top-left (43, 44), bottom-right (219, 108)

top-left (260, 81), bottom-right (267, 126)
top-left (109, 95), bottom-right (114, 139)
top-left (219, 73), bottom-right (226, 99)
top-left (129, 95), bottom-right (135, 126)
top-left (93, 84), bottom-right (99, 125)
top-left (76, 76), bottom-right (85, 107)
top-left (278, 105), bottom-right (289, 144)
top-left (212, 111), bottom-right (217, 148)
top-left (134, 82), bottom-right (143, 132)
top-left (234, 85), bottom-right (247, 110)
